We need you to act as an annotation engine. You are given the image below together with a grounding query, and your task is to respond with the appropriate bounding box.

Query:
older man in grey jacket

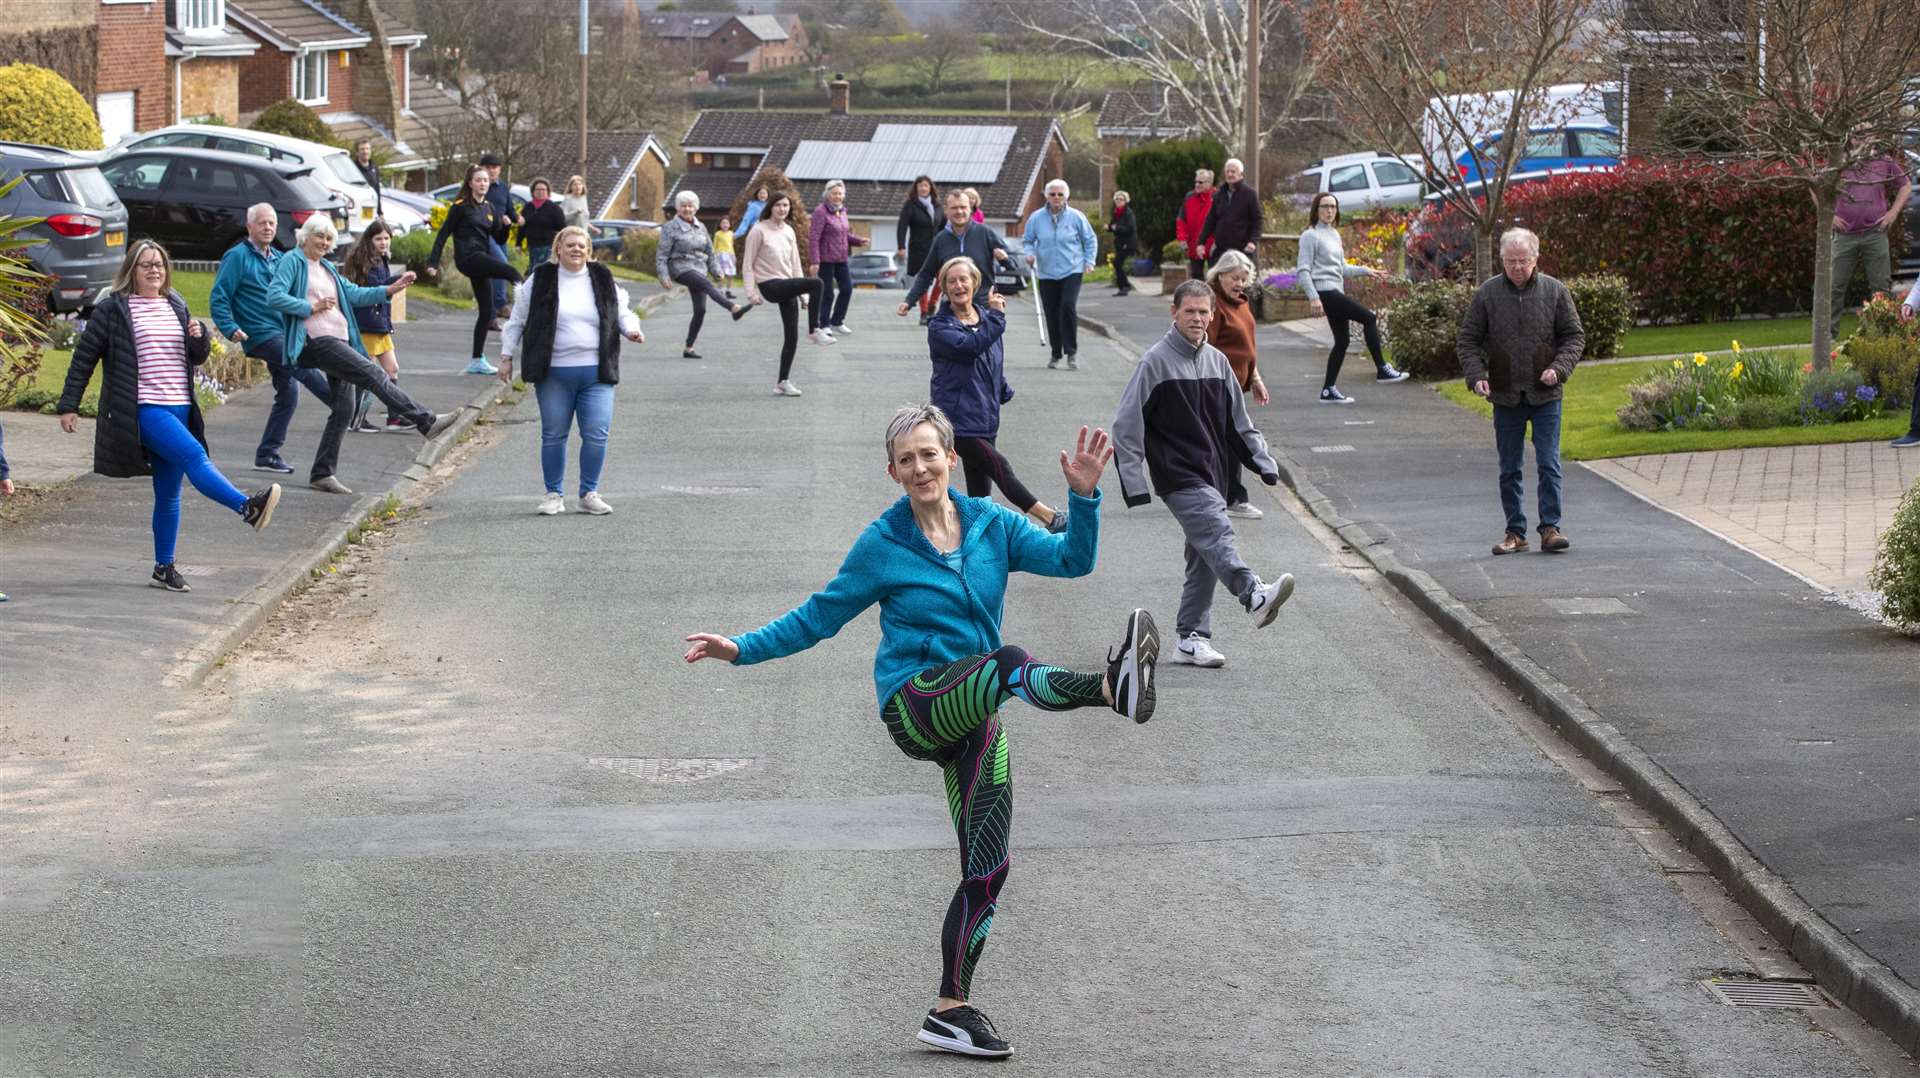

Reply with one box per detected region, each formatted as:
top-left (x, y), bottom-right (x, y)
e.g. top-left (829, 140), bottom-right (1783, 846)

top-left (1459, 227), bottom-right (1585, 555)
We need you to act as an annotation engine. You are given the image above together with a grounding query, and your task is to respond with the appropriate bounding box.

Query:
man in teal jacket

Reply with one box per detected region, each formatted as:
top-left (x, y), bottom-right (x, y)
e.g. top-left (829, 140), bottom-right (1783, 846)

top-left (209, 203), bottom-right (331, 475)
top-left (1022, 179), bottom-right (1099, 370)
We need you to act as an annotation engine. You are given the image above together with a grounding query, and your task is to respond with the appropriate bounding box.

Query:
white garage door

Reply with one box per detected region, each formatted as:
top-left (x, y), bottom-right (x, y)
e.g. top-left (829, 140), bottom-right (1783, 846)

top-left (97, 91), bottom-right (136, 146)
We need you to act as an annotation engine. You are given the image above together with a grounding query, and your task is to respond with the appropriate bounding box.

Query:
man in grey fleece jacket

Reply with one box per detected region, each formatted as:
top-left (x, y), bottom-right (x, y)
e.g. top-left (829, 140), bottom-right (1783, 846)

top-left (1458, 227), bottom-right (1585, 555)
top-left (1112, 280), bottom-right (1295, 667)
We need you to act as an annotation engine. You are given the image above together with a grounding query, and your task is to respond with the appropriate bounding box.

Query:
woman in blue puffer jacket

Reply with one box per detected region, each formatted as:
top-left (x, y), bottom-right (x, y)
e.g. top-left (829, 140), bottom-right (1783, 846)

top-left (926, 256), bottom-right (1065, 532)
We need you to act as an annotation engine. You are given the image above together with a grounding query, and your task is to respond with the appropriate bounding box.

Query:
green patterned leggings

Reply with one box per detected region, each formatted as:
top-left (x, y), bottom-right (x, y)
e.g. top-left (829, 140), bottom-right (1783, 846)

top-left (881, 643), bottom-right (1107, 1001)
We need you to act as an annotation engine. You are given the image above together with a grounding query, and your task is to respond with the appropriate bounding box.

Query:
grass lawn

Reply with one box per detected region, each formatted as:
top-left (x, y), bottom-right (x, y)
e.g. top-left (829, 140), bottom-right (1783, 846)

top-left (1432, 358), bottom-right (1907, 460)
top-left (1615, 313), bottom-right (1859, 358)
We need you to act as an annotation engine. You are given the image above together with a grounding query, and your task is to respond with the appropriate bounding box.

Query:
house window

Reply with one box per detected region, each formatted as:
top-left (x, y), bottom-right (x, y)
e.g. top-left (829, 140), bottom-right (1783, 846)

top-left (690, 152), bottom-right (705, 165)
top-left (179, 0), bottom-right (225, 33)
top-left (295, 50), bottom-right (329, 105)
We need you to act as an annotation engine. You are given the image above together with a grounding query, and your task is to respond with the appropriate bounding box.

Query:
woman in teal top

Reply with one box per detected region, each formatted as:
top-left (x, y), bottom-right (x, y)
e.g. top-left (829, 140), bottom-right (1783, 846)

top-left (685, 403), bottom-right (1160, 1061)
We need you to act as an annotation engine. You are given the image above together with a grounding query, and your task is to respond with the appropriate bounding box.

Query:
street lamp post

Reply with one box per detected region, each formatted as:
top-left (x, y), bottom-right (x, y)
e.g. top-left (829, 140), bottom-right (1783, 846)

top-left (578, 0), bottom-right (589, 175)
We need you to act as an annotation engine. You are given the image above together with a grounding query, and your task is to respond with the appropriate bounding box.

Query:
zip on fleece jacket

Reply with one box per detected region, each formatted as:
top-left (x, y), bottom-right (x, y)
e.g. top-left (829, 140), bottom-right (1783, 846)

top-left (729, 487), bottom-right (1102, 710)
top-left (1111, 326), bottom-right (1278, 506)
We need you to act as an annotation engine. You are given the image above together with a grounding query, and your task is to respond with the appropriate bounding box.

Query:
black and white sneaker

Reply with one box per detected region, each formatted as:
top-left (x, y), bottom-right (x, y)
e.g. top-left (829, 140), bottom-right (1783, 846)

top-left (1104, 607), bottom-right (1160, 724)
top-left (918, 1005), bottom-right (1013, 1059)
top-left (150, 563), bottom-right (191, 593)
top-left (241, 484), bottom-right (281, 531)
top-left (1247, 573), bottom-right (1296, 628)
top-left (1319, 386), bottom-right (1354, 404)
top-left (1376, 364), bottom-right (1411, 383)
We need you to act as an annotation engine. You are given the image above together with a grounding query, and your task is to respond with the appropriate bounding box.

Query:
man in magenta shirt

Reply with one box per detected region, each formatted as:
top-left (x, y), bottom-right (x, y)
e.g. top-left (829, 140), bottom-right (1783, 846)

top-left (1830, 138), bottom-right (1911, 317)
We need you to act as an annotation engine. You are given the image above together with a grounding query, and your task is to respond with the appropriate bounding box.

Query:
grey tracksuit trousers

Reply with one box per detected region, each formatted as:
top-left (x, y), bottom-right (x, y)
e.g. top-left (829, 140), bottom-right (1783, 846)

top-left (1164, 484), bottom-right (1258, 639)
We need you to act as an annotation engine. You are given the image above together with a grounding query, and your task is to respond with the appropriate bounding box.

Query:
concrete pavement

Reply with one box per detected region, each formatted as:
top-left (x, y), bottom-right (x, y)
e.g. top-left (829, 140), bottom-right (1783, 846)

top-left (0, 287), bottom-right (1899, 1074)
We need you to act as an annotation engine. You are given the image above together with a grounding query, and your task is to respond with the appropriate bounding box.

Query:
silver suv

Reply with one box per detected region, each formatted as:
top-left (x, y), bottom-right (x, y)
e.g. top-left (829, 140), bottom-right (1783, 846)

top-left (0, 141), bottom-right (130, 314)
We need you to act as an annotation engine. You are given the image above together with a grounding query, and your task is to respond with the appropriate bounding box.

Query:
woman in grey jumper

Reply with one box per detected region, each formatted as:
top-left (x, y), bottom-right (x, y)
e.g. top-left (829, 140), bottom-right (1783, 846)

top-left (657, 191), bottom-right (749, 358)
top-left (1297, 193), bottom-right (1408, 403)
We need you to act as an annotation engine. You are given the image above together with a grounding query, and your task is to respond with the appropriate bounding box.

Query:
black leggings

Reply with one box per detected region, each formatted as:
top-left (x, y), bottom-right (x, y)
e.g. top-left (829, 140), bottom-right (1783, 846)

top-left (757, 276), bottom-right (822, 381)
top-left (1112, 248), bottom-right (1133, 292)
top-left (953, 435), bottom-right (1040, 513)
top-left (882, 645), bottom-right (1108, 1001)
top-left (461, 255), bottom-right (522, 360)
top-left (674, 269), bottom-right (735, 347)
top-left (1317, 288), bottom-right (1384, 388)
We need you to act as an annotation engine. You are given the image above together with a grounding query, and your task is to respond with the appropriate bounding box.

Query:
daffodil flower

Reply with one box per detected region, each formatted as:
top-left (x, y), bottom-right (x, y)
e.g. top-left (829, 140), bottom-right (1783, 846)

top-left (1731, 340), bottom-right (1742, 354)
top-left (1672, 358), bottom-right (1684, 370)
top-left (1731, 361), bottom-right (1744, 379)
top-left (1693, 353), bottom-right (1709, 366)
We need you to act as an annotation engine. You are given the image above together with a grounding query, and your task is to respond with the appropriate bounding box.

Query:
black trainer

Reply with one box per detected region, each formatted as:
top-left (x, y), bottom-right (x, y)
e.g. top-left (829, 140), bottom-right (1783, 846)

top-left (242, 484), bottom-right (281, 531)
top-left (918, 1005), bottom-right (1012, 1058)
top-left (150, 563), bottom-right (190, 592)
top-left (1104, 607), bottom-right (1159, 724)
top-left (253, 455), bottom-right (295, 474)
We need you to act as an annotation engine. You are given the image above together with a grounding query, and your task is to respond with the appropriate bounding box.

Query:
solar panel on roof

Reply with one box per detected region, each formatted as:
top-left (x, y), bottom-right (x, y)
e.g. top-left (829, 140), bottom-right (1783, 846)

top-left (785, 125), bottom-right (1018, 184)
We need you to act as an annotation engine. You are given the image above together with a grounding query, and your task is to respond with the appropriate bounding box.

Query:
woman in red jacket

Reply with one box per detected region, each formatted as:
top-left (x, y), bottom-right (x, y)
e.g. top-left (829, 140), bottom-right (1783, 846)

top-left (1174, 168), bottom-right (1215, 279)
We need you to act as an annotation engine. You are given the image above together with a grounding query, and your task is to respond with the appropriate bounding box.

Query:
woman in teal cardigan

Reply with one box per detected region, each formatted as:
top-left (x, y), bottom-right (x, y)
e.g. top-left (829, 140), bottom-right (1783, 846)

top-left (264, 216), bottom-right (454, 493)
top-left (685, 403), bottom-right (1160, 1061)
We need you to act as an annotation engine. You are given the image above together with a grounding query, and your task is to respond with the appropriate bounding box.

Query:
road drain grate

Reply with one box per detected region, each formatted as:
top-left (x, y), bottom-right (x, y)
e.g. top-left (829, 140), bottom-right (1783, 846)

top-left (1700, 978), bottom-right (1829, 1008)
top-left (588, 757), bottom-right (754, 784)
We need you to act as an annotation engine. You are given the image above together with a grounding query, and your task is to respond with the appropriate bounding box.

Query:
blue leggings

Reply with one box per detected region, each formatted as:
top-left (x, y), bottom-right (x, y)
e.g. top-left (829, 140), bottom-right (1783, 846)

top-left (139, 404), bottom-right (247, 566)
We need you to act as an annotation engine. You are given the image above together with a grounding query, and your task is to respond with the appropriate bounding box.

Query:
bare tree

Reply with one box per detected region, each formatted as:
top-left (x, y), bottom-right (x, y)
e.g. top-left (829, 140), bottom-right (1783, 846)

top-left (897, 20), bottom-right (983, 97)
top-left (1633, 0), bottom-right (1920, 369)
top-left (990, 0), bottom-right (1334, 151)
top-left (1306, 0), bottom-right (1614, 281)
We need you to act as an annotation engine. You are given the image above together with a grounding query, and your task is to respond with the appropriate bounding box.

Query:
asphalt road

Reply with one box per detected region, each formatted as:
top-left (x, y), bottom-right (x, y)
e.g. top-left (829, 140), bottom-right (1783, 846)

top-left (0, 291), bottom-right (1892, 1076)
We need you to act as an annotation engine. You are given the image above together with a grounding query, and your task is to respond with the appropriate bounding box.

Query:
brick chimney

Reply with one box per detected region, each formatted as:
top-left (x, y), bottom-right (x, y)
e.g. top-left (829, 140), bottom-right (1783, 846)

top-left (828, 76), bottom-right (850, 116)
top-left (335, 0), bottom-right (401, 134)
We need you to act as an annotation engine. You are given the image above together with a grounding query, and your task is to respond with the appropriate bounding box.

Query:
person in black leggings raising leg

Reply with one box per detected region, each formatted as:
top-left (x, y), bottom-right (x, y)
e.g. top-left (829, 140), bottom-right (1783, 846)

top-left (1297, 192), bottom-right (1408, 403)
top-left (741, 191), bottom-right (832, 397)
top-left (686, 404), bottom-right (1158, 1060)
top-left (427, 163), bottom-right (523, 377)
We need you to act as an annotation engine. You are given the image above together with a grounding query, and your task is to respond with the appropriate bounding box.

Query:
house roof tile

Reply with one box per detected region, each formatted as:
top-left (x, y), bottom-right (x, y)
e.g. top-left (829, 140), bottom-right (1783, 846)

top-left (1095, 89), bottom-right (1200, 135)
top-left (229, 0), bottom-right (369, 48)
top-left (510, 129), bottom-right (664, 219)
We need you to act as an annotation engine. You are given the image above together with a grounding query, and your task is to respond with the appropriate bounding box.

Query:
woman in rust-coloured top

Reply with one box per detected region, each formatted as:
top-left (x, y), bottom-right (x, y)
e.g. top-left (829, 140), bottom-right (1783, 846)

top-left (1206, 249), bottom-right (1267, 519)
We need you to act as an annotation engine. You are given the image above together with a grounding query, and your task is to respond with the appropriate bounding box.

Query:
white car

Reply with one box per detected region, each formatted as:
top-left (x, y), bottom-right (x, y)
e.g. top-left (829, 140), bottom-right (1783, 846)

top-left (1289, 151), bottom-right (1428, 211)
top-left (114, 124), bottom-right (379, 235)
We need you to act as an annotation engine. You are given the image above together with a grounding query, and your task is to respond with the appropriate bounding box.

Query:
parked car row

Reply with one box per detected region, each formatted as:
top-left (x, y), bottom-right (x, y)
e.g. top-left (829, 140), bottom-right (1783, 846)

top-left (0, 141), bottom-right (129, 313)
top-left (1289, 125), bottom-right (1624, 213)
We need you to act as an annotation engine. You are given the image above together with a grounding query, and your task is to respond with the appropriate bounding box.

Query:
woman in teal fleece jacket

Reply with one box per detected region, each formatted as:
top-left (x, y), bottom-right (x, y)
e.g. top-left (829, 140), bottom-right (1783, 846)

top-left (684, 403), bottom-right (1160, 1061)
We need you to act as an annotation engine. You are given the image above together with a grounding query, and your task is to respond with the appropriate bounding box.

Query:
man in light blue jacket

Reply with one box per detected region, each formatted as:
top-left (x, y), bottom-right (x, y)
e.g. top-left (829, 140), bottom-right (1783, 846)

top-left (1022, 179), bottom-right (1099, 370)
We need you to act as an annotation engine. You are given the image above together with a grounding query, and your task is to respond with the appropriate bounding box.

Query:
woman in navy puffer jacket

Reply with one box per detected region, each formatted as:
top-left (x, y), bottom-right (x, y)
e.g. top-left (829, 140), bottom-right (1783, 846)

top-left (926, 255), bottom-right (1065, 532)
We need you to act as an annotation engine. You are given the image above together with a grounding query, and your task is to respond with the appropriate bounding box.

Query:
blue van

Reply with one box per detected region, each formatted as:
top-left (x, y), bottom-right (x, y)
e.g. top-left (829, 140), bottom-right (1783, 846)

top-left (1454, 124), bottom-right (1621, 182)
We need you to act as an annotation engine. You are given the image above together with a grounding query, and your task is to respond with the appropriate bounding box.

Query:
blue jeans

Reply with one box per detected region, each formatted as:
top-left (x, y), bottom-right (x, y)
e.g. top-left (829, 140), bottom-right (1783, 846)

top-left (249, 335), bottom-right (331, 462)
top-left (535, 366), bottom-right (615, 495)
top-left (528, 244), bottom-right (552, 269)
top-left (488, 238), bottom-right (511, 309)
top-left (817, 260), bottom-right (852, 328)
top-left (1493, 398), bottom-right (1563, 535)
top-left (139, 404), bottom-right (248, 565)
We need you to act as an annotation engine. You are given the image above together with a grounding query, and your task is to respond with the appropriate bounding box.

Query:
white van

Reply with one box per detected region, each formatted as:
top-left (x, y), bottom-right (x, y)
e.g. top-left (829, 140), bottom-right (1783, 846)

top-left (115, 124), bottom-right (378, 235)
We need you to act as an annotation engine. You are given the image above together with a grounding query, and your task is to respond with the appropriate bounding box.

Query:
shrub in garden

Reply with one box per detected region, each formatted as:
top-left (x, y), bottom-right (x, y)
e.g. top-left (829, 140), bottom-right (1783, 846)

top-left (1565, 274), bottom-right (1633, 358)
top-left (251, 99), bottom-right (336, 147)
top-left (1616, 347), bottom-right (1806, 431)
top-left (1842, 335), bottom-right (1920, 407)
top-left (1382, 279), bottom-right (1475, 379)
top-left (1730, 395), bottom-right (1800, 430)
top-left (1798, 367), bottom-right (1881, 424)
top-left (1113, 136), bottom-right (1229, 259)
top-left (0, 64), bottom-right (102, 150)
top-left (1869, 479), bottom-right (1920, 630)
top-left (1161, 239), bottom-right (1186, 264)
top-left (619, 229), bottom-right (659, 275)
top-left (389, 229), bottom-right (435, 274)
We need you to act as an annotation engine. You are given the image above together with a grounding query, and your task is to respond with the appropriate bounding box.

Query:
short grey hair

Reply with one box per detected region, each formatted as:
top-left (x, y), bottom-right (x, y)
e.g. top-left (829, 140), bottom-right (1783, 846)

top-left (674, 190), bottom-right (700, 211)
top-left (1171, 279), bottom-right (1214, 308)
top-left (824, 179), bottom-right (846, 195)
top-left (295, 214), bottom-right (337, 247)
top-left (1045, 178), bottom-right (1069, 196)
top-left (1224, 158), bottom-right (1245, 172)
top-left (1205, 249), bottom-right (1254, 284)
top-left (246, 202), bottom-right (276, 225)
top-left (885, 403), bottom-right (955, 461)
top-left (1500, 227), bottom-right (1540, 257)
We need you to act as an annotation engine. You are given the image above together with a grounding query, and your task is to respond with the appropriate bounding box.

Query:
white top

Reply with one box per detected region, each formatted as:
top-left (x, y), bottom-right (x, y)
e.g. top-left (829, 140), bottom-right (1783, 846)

top-left (129, 295), bottom-right (191, 406)
top-left (304, 258), bottom-right (352, 340)
top-left (501, 264), bottom-right (639, 367)
top-left (1295, 223), bottom-right (1371, 297)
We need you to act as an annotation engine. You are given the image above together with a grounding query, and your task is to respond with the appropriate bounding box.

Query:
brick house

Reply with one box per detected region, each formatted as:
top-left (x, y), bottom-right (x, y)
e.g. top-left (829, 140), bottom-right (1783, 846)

top-left (0, 0), bottom-right (173, 145)
top-left (635, 8), bottom-right (808, 79)
top-left (666, 81), bottom-right (1067, 249)
top-left (1094, 87), bottom-right (1203, 205)
top-left (511, 130), bottom-right (672, 224)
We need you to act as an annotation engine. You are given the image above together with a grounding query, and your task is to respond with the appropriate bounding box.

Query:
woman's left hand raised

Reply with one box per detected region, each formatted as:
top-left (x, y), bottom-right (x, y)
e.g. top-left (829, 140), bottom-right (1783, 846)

top-left (1058, 425), bottom-right (1114, 497)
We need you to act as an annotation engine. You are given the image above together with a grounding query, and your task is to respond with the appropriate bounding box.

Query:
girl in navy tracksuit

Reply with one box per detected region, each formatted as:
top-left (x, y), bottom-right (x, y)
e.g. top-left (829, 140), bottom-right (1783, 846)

top-left (344, 218), bottom-right (405, 431)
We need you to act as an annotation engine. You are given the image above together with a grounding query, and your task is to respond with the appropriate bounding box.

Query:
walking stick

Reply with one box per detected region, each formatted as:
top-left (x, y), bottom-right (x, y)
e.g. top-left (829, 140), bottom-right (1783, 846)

top-left (1028, 264), bottom-right (1048, 350)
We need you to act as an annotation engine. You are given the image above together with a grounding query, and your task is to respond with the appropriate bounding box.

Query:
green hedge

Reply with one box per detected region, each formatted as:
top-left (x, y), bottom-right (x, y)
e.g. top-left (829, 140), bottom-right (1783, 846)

top-left (1385, 274), bottom-right (1637, 380)
top-left (1114, 137), bottom-right (1227, 262)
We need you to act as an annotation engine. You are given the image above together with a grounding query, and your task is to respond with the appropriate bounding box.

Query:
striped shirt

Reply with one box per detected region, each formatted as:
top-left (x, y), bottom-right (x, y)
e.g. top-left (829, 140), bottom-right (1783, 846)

top-left (130, 295), bottom-right (191, 406)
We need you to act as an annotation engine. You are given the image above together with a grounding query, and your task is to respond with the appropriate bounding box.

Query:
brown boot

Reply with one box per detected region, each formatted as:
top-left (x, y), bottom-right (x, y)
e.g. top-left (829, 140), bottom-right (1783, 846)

top-left (1492, 531), bottom-right (1529, 555)
top-left (1540, 526), bottom-right (1571, 552)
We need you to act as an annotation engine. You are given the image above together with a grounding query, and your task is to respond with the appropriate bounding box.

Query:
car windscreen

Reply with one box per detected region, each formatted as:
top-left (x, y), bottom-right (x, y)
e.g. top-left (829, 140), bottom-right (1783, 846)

top-left (283, 170), bottom-right (336, 205)
top-left (324, 153), bottom-right (366, 187)
top-left (57, 167), bottom-right (123, 211)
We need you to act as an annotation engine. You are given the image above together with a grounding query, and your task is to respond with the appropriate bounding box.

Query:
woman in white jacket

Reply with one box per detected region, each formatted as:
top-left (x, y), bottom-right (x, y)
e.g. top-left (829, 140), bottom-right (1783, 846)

top-left (500, 226), bottom-right (644, 516)
top-left (1297, 193), bottom-right (1409, 404)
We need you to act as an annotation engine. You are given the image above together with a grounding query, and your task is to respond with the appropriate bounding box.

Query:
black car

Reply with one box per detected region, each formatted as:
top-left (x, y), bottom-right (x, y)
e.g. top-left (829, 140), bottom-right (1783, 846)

top-left (0, 141), bottom-right (130, 313)
top-left (98, 146), bottom-right (349, 260)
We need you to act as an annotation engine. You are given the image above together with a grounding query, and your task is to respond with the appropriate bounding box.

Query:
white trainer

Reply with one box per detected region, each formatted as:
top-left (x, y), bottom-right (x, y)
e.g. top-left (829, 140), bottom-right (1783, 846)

top-left (578, 491), bottom-right (612, 515)
top-left (536, 492), bottom-right (565, 516)
top-left (809, 328), bottom-right (836, 345)
top-left (1247, 573), bottom-right (1296, 628)
top-left (1172, 632), bottom-right (1226, 668)
top-left (1226, 501), bottom-right (1265, 519)
top-left (774, 380), bottom-right (804, 397)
